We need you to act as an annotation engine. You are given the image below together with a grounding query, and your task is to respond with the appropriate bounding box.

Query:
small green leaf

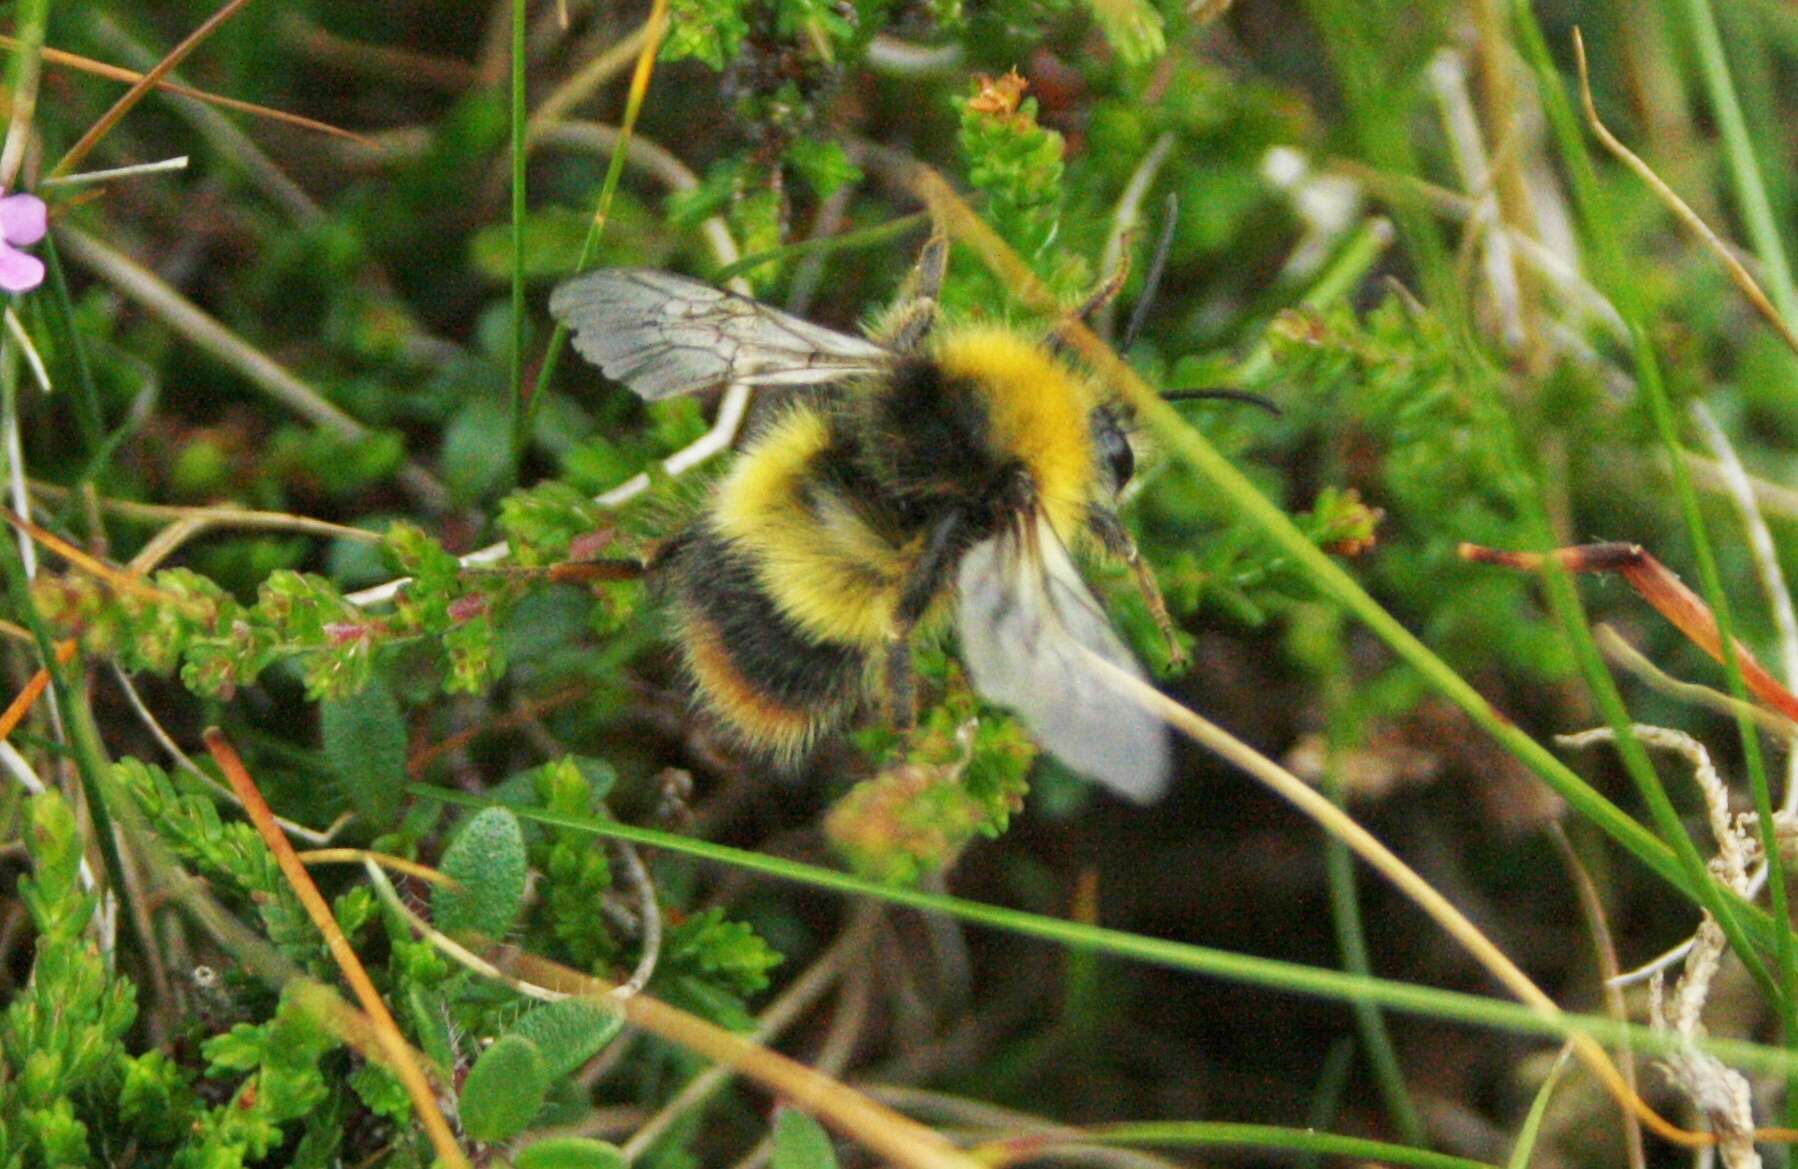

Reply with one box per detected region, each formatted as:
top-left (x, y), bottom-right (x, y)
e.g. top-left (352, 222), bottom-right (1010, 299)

top-left (514, 1137), bottom-right (628, 1169)
top-left (433, 807), bottom-right (528, 939)
top-left (458, 1034), bottom-right (547, 1143)
top-left (320, 678), bottom-right (407, 823)
top-left (507, 999), bottom-right (624, 1080)
top-left (772, 1108), bottom-right (838, 1169)
top-left (1507, 1047), bottom-right (1573, 1169)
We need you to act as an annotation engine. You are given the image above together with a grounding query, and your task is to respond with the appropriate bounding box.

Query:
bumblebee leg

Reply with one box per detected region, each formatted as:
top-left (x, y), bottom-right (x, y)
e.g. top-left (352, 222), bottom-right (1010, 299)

top-left (1073, 249), bottom-right (1131, 322)
top-left (885, 634), bottom-right (917, 728)
top-left (1088, 505), bottom-right (1188, 669)
top-left (1047, 250), bottom-right (1132, 354)
top-left (884, 507), bottom-right (974, 726)
top-left (884, 230), bottom-right (950, 354)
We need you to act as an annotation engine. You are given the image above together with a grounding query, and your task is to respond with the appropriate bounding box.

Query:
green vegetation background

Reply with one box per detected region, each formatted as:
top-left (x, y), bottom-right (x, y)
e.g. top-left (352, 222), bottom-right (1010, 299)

top-left (8, 0), bottom-right (1798, 1165)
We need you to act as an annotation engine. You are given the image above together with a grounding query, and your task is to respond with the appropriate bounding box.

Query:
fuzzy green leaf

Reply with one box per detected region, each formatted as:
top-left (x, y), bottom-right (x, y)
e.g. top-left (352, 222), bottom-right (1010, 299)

top-left (459, 1034), bottom-right (547, 1142)
top-left (507, 998), bottom-right (625, 1079)
top-left (433, 806), bottom-right (528, 939)
top-left (320, 677), bottom-right (408, 823)
top-left (515, 1137), bottom-right (629, 1169)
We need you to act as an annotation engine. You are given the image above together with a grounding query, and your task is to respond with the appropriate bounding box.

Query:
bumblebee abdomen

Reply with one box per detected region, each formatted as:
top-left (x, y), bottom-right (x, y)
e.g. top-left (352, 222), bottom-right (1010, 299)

top-left (713, 406), bottom-right (914, 648)
top-left (657, 522), bottom-right (867, 761)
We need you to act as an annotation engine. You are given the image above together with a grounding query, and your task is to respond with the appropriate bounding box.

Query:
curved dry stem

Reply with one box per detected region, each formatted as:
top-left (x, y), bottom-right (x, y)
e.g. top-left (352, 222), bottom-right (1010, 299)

top-left (346, 119), bottom-right (750, 609)
top-left (526, 25), bottom-right (650, 142)
top-left (1078, 648), bottom-right (1739, 1148)
top-left (1572, 28), bottom-right (1798, 360)
top-left (1095, 132), bottom-right (1175, 339)
top-left (611, 839), bottom-right (663, 1000)
top-left (1549, 823), bottom-right (1646, 1169)
top-left (360, 860), bottom-right (572, 1003)
top-left (1595, 624), bottom-right (1798, 742)
top-left (29, 482), bottom-right (381, 543)
top-left (297, 848), bottom-right (453, 886)
top-left (619, 904), bottom-right (883, 1157)
top-left (109, 665), bottom-right (342, 846)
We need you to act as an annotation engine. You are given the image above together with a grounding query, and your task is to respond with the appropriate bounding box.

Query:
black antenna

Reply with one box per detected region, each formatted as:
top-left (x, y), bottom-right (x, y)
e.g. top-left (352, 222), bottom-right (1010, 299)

top-left (1162, 387), bottom-right (1283, 416)
top-left (1120, 192), bottom-right (1180, 352)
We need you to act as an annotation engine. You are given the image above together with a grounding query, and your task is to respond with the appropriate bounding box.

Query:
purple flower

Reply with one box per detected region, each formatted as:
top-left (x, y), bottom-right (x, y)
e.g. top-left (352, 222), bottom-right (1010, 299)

top-left (0, 193), bottom-right (46, 294)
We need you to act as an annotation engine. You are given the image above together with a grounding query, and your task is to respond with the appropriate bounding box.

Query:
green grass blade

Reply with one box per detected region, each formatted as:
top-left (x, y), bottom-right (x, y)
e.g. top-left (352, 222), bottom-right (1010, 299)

top-left (507, 0), bottom-right (529, 481)
top-left (408, 783), bottom-right (1798, 1079)
top-left (527, 7), bottom-right (667, 446)
top-left (1324, 770), bottom-right (1426, 1145)
top-left (1505, 1046), bottom-right (1572, 1169)
top-left (1497, 2), bottom-right (1794, 1014)
top-left (1079, 1123), bottom-right (1493, 1169)
top-left (712, 211), bottom-right (933, 286)
top-left (1669, 0), bottom-right (1798, 1077)
top-left (1298, 1037), bottom-right (1357, 1169)
top-left (37, 235), bottom-right (104, 462)
top-left (1678, 0), bottom-right (1798, 322)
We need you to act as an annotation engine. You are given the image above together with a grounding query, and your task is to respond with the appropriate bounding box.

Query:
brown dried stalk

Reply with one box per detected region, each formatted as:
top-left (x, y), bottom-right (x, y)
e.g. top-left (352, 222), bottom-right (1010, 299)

top-left (1459, 540), bottom-right (1798, 725)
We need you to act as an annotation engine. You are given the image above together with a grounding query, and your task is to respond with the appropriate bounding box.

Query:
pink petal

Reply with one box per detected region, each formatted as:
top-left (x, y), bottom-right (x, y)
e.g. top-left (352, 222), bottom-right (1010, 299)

top-left (0, 194), bottom-right (45, 246)
top-left (0, 246), bottom-right (45, 293)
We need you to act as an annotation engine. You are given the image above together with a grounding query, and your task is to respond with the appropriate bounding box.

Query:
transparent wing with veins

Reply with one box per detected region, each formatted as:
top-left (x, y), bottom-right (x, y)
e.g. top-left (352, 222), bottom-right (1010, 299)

top-left (549, 269), bottom-right (894, 400)
top-left (955, 514), bottom-right (1171, 803)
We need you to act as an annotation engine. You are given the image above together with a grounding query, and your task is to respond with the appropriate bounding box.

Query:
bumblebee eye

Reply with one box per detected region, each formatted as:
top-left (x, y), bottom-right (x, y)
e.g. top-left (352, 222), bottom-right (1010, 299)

top-left (1092, 411), bottom-right (1134, 490)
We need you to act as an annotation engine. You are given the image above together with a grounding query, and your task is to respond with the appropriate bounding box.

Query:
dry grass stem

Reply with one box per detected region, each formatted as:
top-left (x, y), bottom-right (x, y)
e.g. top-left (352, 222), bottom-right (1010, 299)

top-left (0, 34), bottom-right (376, 149)
top-left (610, 839), bottom-right (662, 1000)
top-left (1331, 158), bottom-right (1625, 336)
top-left (1572, 29), bottom-right (1798, 360)
top-left (201, 729), bottom-right (470, 1169)
top-left (1096, 132), bottom-right (1175, 339)
top-left (295, 848), bottom-right (454, 886)
top-left (1549, 823), bottom-right (1647, 1169)
top-left (27, 484), bottom-right (382, 544)
top-left (1429, 48), bottom-right (1527, 352)
top-left (281, 15), bottom-right (481, 91)
top-left (37, 156), bottom-right (190, 188)
top-left (5, 309), bottom-right (51, 394)
top-left (51, 0), bottom-right (260, 178)
top-left (1594, 625), bottom-right (1798, 743)
top-left (1080, 646), bottom-right (1731, 1146)
top-left (0, 506), bottom-right (184, 606)
top-left (526, 24), bottom-right (651, 141)
top-left (619, 905), bottom-right (883, 1157)
top-left (545, 935), bottom-right (978, 1169)
top-left (349, 114), bottom-right (752, 610)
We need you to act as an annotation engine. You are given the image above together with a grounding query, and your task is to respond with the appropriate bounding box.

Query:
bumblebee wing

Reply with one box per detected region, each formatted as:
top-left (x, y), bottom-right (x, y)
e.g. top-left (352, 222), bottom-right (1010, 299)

top-left (955, 516), bottom-right (1171, 803)
top-left (549, 268), bottom-right (894, 399)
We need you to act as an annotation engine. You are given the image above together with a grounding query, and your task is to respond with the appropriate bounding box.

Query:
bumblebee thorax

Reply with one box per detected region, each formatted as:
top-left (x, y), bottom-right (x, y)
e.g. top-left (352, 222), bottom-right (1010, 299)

top-left (927, 326), bottom-right (1098, 537)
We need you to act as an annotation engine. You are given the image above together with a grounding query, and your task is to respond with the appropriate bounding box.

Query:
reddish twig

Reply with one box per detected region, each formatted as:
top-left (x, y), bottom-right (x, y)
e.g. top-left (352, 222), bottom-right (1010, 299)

top-left (1459, 541), bottom-right (1798, 725)
top-left (52, 0), bottom-right (260, 177)
top-left (0, 35), bottom-right (377, 148)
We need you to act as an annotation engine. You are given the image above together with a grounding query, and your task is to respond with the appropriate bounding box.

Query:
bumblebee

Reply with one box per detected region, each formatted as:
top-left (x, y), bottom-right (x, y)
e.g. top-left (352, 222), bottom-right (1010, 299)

top-left (550, 237), bottom-right (1181, 802)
